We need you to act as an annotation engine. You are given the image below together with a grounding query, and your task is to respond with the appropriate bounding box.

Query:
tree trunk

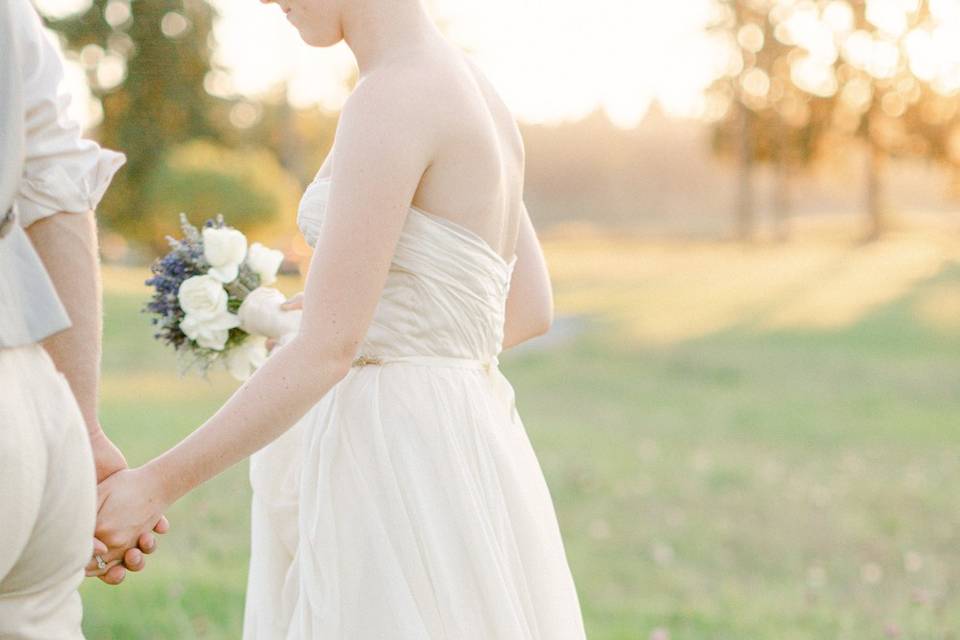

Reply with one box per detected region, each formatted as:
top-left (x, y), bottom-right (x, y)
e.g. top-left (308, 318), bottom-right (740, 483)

top-left (736, 102), bottom-right (755, 241)
top-left (277, 99), bottom-right (304, 181)
top-left (772, 128), bottom-right (792, 242)
top-left (865, 138), bottom-right (884, 241)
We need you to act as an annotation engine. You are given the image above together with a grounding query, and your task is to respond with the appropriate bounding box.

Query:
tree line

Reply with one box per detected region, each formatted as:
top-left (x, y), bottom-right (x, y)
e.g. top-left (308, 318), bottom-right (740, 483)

top-left (44, 0), bottom-right (960, 249)
top-left (709, 0), bottom-right (960, 240)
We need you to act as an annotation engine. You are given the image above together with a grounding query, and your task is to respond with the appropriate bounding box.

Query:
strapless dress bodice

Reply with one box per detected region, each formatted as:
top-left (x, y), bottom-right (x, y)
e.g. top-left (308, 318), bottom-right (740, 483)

top-left (297, 176), bottom-right (518, 362)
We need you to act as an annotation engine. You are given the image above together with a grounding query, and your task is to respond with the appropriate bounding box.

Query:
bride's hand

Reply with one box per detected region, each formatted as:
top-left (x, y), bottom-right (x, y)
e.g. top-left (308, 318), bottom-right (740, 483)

top-left (266, 292), bottom-right (304, 352)
top-left (88, 467), bottom-right (171, 577)
top-left (281, 292), bottom-right (304, 311)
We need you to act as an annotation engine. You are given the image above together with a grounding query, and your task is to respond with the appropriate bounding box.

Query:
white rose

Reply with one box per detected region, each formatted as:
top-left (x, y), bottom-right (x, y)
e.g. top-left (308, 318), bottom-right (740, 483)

top-left (246, 242), bottom-right (285, 286)
top-left (225, 335), bottom-right (268, 381)
top-left (203, 226), bottom-right (248, 283)
top-left (180, 310), bottom-right (241, 351)
top-left (178, 275), bottom-right (230, 319)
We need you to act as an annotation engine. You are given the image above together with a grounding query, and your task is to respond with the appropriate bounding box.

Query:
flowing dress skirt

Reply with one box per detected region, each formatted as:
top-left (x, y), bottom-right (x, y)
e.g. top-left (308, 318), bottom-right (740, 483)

top-left (241, 359), bottom-right (587, 639)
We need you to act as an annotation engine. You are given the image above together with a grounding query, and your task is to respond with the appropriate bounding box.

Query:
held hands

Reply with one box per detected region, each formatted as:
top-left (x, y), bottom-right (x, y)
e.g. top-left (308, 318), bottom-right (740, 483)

top-left (87, 429), bottom-right (171, 585)
top-left (84, 294), bottom-right (304, 584)
top-left (86, 466), bottom-right (172, 584)
top-left (88, 518), bottom-right (170, 584)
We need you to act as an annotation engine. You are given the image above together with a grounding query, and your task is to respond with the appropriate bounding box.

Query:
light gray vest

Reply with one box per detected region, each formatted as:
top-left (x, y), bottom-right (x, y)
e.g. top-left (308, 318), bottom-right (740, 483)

top-left (0, 0), bottom-right (72, 348)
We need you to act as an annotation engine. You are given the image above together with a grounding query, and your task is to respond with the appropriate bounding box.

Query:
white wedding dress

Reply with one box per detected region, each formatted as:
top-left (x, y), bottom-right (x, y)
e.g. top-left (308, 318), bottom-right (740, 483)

top-left (242, 175), bottom-right (587, 639)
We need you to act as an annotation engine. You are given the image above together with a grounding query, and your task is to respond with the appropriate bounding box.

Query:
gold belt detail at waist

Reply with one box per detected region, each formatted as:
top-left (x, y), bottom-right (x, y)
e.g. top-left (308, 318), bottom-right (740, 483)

top-left (350, 353), bottom-right (499, 373)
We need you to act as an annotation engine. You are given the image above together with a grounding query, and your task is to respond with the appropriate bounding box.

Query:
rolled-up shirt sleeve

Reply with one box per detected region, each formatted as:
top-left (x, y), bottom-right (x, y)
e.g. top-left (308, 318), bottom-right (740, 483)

top-left (14, 0), bottom-right (126, 228)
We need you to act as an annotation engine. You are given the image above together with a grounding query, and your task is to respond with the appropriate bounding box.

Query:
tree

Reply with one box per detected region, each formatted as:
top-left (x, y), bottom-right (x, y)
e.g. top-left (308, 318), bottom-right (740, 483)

top-left (45, 0), bottom-right (233, 246)
top-left (830, 0), bottom-right (957, 239)
top-left (227, 91), bottom-right (341, 188)
top-left (711, 0), bottom-right (960, 241)
top-left (709, 0), bottom-right (833, 241)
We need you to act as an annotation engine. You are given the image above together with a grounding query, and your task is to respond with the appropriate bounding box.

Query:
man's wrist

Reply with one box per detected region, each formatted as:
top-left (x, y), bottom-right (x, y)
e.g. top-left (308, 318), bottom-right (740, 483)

top-left (86, 418), bottom-right (106, 439)
top-left (89, 428), bottom-right (128, 482)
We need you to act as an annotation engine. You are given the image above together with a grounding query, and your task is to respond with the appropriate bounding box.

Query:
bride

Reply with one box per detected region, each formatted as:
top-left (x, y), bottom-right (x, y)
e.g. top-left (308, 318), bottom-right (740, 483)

top-left (92, 0), bottom-right (587, 636)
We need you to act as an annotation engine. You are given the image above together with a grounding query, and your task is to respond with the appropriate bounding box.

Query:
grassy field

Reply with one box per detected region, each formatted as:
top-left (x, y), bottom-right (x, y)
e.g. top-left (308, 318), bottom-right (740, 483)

top-left (82, 227), bottom-right (960, 639)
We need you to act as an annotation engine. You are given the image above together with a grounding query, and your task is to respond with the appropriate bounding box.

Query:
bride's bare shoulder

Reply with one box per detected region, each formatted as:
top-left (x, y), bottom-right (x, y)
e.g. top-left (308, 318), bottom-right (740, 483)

top-left (335, 47), bottom-right (522, 162)
top-left (343, 48), bottom-right (505, 122)
top-left (335, 59), bottom-right (445, 139)
top-left (342, 63), bottom-right (428, 119)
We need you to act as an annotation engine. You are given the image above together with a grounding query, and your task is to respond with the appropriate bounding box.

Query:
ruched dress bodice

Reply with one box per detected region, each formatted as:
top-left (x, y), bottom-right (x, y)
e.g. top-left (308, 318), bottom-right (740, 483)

top-left (297, 176), bottom-right (518, 364)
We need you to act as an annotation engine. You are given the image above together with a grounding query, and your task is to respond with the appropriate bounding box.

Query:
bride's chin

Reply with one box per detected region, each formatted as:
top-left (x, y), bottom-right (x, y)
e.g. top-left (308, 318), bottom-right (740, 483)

top-left (302, 34), bottom-right (339, 47)
top-left (295, 26), bottom-right (340, 48)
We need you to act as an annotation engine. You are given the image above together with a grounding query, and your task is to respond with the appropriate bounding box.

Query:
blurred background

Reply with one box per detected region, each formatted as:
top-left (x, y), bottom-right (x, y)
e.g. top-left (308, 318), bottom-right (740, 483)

top-left (31, 0), bottom-right (960, 637)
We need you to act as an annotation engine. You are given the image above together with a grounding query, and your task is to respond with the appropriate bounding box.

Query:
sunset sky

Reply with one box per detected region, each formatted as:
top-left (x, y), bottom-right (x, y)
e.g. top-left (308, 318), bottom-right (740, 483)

top-left (36, 0), bottom-right (724, 128)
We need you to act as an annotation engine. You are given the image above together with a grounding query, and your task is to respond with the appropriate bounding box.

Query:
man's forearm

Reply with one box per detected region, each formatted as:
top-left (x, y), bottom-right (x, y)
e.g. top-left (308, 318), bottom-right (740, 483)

top-left (25, 210), bottom-right (103, 435)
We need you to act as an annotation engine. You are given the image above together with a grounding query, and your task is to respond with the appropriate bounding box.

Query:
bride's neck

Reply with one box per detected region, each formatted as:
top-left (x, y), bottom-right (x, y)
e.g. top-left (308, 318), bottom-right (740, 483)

top-left (343, 1), bottom-right (444, 78)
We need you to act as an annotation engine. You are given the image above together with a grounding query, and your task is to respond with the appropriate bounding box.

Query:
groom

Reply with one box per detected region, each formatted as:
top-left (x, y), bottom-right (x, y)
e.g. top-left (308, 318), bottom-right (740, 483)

top-left (0, 0), bottom-right (168, 636)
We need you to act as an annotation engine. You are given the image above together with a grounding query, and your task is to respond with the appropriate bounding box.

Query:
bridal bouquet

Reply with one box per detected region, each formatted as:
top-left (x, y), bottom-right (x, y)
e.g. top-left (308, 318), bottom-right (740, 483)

top-left (144, 214), bottom-right (301, 381)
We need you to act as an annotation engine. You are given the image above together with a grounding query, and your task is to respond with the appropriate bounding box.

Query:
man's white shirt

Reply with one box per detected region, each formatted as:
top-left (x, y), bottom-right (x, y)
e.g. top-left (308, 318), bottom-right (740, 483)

top-left (0, 0), bottom-right (125, 347)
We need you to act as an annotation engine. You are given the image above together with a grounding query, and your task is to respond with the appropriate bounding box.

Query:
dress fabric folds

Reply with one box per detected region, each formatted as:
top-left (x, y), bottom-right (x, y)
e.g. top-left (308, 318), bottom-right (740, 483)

top-left (242, 176), bottom-right (586, 639)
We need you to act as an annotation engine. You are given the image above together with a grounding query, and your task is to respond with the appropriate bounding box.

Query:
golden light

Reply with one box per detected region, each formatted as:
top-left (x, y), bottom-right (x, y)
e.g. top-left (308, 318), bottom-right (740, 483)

top-left (919, 94), bottom-right (958, 124)
top-left (780, 2), bottom-right (823, 47)
top-left (930, 0), bottom-right (960, 21)
top-left (79, 43), bottom-right (104, 68)
top-left (228, 102), bottom-right (262, 129)
top-left (822, 0), bottom-right (855, 33)
top-left (777, 95), bottom-right (812, 127)
top-left (881, 91), bottom-right (907, 117)
top-left (203, 69), bottom-right (234, 99)
top-left (95, 53), bottom-right (126, 91)
top-left (160, 12), bottom-right (190, 39)
top-left (737, 23), bottom-right (765, 53)
top-left (865, 0), bottom-right (912, 37)
top-left (723, 46), bottom-right (746, 78)
top-left (946, 126), bottom-right (960, 161)
top-left (103, 0), bottom-right (129, 28)
top-left (202, 0), bottom-right (743, 125)
top-left (841, 30), bottom-right (875, 69)
top-left (107, 32), bottom-right (135, 58)
top-left (904, 28), bottom-right (937, 80)
top-left (792, 54), bottom-right (839, 97)
top-left (868, 39), bottom-right (901, 79)
top-left (778, 2), bottom-right (840, 68)
top-left (32, 0), bottom-right (960, 129)
top-left (431, 0), bottom-right (723, 124)
top-left (840, 77), bottom-right (873, 111)
top-left (741, 67), bottom-right (772, 98)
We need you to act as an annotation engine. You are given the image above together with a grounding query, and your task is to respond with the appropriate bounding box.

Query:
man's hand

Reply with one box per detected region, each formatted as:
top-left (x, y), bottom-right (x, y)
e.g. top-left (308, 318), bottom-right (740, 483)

top-left (89, 427), bottom-right (127, 483)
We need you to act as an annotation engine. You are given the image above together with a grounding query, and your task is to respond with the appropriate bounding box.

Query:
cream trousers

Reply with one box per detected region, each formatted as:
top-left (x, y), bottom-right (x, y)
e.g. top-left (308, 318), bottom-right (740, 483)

top-left (0, 343), bottom-right (96, 639)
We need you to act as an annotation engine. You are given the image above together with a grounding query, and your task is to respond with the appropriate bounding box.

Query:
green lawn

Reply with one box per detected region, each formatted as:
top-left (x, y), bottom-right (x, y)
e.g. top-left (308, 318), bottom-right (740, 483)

top-left (82, 234), bottom-right (960, 639)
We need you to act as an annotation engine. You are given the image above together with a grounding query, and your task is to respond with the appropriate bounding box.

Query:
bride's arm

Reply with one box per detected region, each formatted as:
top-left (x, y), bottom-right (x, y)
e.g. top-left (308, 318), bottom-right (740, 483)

top-left (93, 71), bottom-right (437, 560)
top-left (502, 202), bottom-right (555, 349)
